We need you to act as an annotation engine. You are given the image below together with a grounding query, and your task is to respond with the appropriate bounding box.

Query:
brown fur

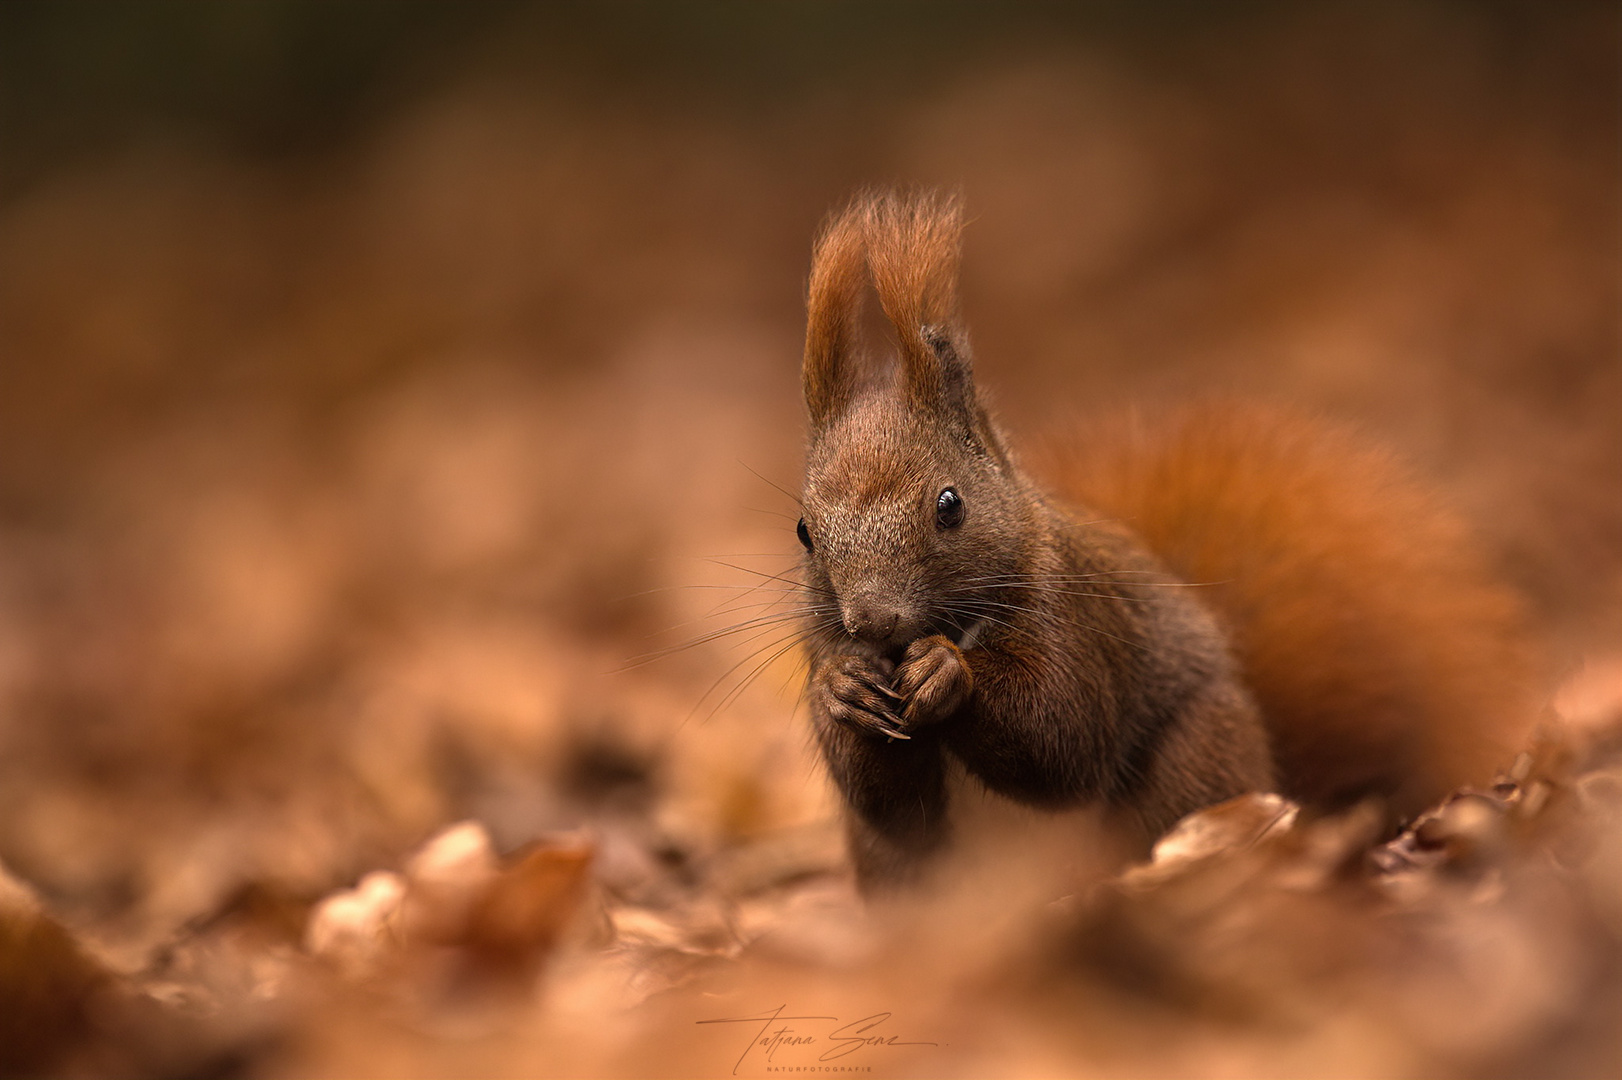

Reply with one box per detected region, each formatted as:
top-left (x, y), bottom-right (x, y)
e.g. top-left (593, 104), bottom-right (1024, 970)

top-left (797, 191), bottom-right (1535, 891)
top-left (1040, 407), bottom-right (1538, 819)
top-left (803, 196), bottom-right (870, 429)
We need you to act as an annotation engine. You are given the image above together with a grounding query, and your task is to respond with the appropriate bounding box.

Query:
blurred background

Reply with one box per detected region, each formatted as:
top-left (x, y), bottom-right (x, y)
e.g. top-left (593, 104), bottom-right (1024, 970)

top-left (0, 1), bottom-right (1617, 1073)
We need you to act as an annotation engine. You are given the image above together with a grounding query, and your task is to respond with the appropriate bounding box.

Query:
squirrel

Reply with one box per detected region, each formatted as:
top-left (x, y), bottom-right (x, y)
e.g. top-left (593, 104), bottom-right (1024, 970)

top-left (795, 191), bottom-right (1537, 890)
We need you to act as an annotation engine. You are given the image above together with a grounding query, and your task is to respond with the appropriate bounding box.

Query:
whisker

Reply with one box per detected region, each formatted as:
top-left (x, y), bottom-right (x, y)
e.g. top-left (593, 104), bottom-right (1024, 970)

top-left (744, 507), bottom-right (801, 522)
top-left (948, 571), bottom-right (1223, 588)
top-left (686, 616), bottom-right (842, 726)
top-left (620, 608), bottom-right (827, 670)
top-left (685, 630), bottom-right (805, 726)
top-left (952, 569), bottom-right (1164, 583)
top-left (942, 583), bottom-right (1149, 604)
top-left (707, 630), bottom-right (822, 722)
top-left (660, 595), bottom-right (819, 636)
top-left (704, 558), bottom-right (830, 595)
top-left (738, 460), bottom-right (803, 508)
top-left (606, 582), bottom-right (802, 609)
top-left (1054, 516), bottom-right (1127, 531)
top-left (947, 595), bottom-right (1149, 655)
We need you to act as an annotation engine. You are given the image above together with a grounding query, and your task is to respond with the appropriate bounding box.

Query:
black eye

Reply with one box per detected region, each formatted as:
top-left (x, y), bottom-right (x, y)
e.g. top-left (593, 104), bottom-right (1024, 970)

top-left (936, 488), bottom-right (964, 529)
top-left (796, 517), bottom-right (814, 551)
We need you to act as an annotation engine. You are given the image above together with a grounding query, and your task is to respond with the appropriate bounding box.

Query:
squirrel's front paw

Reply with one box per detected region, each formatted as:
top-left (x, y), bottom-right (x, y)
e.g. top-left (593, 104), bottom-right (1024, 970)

top-left (895, 635), bottom-right (973, 728)
top-left (815, 655), bottom-right (909, 741)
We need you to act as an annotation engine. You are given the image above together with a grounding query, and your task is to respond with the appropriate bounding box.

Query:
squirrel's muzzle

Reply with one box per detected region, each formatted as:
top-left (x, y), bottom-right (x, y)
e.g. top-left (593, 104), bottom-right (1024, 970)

top-left (839, 596), bottom-right (918, 654)
top-left (841, 604), bottom-right (897, 641)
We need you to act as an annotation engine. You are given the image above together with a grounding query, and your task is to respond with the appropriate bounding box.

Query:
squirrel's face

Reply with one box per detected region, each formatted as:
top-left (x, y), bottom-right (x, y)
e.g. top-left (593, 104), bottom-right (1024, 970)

top-left (798, 192), bottom-right (1023, 657)
top-left (800, 393), bottom-right (1027, 658)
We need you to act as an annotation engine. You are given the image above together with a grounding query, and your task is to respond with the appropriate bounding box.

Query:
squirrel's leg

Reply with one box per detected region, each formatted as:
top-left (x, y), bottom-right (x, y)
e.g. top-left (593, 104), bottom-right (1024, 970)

top-left (815, 720), bottom-right (949, 890)
top-left (1110, 681), bottom-right (1277, 842)
top-left (810, 650), bottom-right (951, 890)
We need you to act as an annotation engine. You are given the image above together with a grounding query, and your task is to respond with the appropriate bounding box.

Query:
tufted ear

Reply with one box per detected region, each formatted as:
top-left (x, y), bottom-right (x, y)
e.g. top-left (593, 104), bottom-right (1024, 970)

top-left (862, 191), bottom-right (980, 429)
top-left (802, 199), bottom-right (869, 431)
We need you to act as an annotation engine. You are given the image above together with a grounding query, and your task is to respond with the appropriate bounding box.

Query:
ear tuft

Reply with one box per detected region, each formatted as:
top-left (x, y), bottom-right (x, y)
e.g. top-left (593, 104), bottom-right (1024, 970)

top-left (802, 189), bottom-right (977, 430)
top-left (803, 198), bottom-right (869, 429)
top-left (863, 192), bottom-right (976, 420)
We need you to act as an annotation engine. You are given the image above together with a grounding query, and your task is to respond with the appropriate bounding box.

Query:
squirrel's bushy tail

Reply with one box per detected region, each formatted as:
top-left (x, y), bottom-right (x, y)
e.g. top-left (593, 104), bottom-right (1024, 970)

top-left (1043, 403), bottom-right (1539, 817)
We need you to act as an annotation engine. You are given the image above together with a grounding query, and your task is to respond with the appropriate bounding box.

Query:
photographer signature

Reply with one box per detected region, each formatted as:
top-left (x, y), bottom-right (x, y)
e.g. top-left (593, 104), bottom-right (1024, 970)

top-left (696, 1005), bottom-right (939, 1074)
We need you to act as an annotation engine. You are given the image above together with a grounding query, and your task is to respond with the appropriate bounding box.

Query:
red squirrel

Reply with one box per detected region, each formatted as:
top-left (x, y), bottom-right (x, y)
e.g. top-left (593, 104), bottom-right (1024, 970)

top-left (796, 191), bottom-right (1537, 890)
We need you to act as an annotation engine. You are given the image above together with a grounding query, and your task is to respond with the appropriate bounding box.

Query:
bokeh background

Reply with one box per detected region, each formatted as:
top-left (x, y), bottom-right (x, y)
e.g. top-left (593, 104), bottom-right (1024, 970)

top-left (0, 2), bottom-right (1618, 1075)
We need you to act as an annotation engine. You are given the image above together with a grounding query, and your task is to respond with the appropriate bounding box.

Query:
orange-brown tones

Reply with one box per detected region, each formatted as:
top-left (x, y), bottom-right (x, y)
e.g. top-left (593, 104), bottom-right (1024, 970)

top-left (803, 192), bottom-right (1540, 890)
top-left (1045, 404), bottom-right (1540, 818)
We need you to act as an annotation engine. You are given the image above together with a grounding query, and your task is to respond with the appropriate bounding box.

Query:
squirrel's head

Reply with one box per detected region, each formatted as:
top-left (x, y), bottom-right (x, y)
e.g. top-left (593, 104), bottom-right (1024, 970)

top-left (798, 192), bottom-right (1034, 659)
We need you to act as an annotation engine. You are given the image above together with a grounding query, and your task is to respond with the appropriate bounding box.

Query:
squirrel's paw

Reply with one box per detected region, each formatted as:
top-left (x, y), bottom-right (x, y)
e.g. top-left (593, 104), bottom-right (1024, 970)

top-left (817, 655), bottom-right (909, 741)
top-left (895, 635), bottom-right (973, 728)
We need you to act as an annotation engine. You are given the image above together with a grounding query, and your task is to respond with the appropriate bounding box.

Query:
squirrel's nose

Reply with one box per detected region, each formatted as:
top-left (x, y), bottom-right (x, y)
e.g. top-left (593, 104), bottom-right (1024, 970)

top-left (841, 603), bottom-right (899, 644)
